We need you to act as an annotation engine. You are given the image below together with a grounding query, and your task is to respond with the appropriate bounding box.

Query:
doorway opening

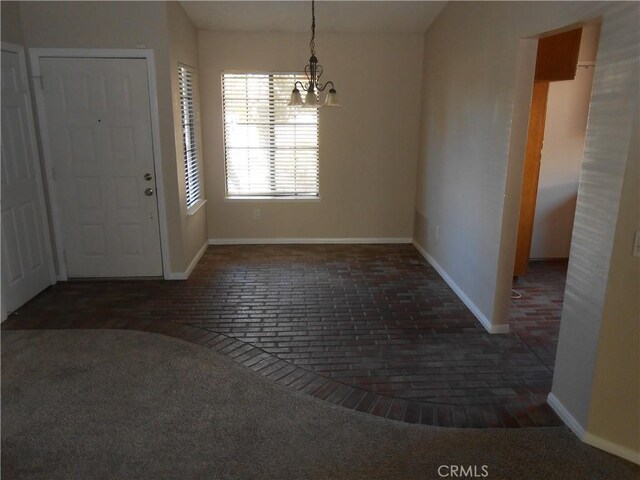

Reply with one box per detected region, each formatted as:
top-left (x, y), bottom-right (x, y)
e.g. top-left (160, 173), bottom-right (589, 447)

top-left (510, 24), bottom-right (601, 372)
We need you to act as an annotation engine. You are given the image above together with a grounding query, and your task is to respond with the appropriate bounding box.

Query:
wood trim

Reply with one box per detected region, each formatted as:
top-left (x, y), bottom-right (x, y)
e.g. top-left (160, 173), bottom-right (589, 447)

top-left (514, 81), bottom-right (549, 276)
top-left (535, 28), bottom-right (582, 82)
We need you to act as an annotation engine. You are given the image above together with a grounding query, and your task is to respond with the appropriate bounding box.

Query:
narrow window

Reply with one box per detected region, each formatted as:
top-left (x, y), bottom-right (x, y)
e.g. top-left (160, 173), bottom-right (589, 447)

top-left (179, 64), bottom-right (202, 210)
top-left (222, 73), bottom-right (319, 198)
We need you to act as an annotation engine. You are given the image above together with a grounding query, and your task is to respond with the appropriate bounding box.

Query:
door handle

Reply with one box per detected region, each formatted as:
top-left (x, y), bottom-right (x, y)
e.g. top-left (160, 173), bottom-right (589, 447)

top-left (144, 188), bottom-right (154, 196)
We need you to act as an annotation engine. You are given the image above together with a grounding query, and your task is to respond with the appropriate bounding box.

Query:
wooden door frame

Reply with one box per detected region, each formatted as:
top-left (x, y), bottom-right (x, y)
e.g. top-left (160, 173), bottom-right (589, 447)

top-left (513, 81), bottom-right (550, 276)
top-left (29, 48), bottom-right (171, 280)
top-left (1, 42), bottom-right (57, 320)
top-left (512, 27), bottom-right (582, 277)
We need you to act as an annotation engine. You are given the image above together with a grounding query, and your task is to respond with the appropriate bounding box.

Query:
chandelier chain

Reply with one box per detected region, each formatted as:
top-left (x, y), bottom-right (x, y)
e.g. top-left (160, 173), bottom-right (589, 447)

top-left (289, 0), bottom-right (338, 107)
top-left (310, 0), bottom-right (316, 56)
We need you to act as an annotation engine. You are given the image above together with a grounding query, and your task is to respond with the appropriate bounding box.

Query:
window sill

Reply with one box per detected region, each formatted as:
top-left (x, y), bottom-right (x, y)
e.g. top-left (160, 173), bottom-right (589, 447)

top-left (186, 199), bottom-right (207, 216)
top-left (225, 196), bottom-right (321, 203)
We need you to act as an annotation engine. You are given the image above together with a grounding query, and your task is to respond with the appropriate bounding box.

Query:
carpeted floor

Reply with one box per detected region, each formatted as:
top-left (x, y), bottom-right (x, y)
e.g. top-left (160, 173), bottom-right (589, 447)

top-left (2, 330), bottom-right (637, 480)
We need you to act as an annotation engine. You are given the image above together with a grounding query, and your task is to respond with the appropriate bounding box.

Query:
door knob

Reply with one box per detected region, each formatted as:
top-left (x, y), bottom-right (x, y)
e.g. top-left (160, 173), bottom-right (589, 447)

top-left (144, 173), bottom-right (152, 181)
top-left (144, 188), bottom-right (154, 196)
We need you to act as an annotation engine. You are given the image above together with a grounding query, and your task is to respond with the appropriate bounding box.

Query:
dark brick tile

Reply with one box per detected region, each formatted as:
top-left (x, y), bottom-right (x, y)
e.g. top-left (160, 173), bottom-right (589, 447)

top-left (325, 385), bottom-right (354, 405)
top-left (402, 402), bottom-right (421, 424)
top-left (250, 356), bottom-right (280, 372)
top-left (276, 368), bottom-right (307, 387)
top-left (2, 246), bottom-right (564, 429)
top-left (355, 392), bottom-right (379, 413)
top-left (436, 407), bottom-right (453, 427)
top-left (452, 408), bottom-right (470, 428)
top-left (302, 376), bottom-right (331, 396)
top-left (268, 364), bottom-right (297, 382)
top-left (386, 399), bottom-right (409, 421)
top-left (340, 390), bottom-right (367, 410)
top-left (370, 396), bottom-right (393, 418)
top-left (419, 404), bottom-right (436, 425)
top-left (288, 372), bottom-right (319, 391)
top-left (241, 351), bottom-right (271, 367)
top-left (313, 381), bottom-right (340, 401)
top-left (257, 359), bottom-right (289, 377)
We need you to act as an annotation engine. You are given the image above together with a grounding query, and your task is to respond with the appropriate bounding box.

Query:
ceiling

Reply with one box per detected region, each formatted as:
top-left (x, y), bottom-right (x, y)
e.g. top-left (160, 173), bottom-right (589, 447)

top-left (179, 1), bottom-right (447, 33)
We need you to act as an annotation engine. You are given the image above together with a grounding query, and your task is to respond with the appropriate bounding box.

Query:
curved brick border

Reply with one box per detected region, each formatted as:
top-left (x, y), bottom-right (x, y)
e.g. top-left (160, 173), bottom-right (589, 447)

top-left (5, 317), bottom-right (562, 429)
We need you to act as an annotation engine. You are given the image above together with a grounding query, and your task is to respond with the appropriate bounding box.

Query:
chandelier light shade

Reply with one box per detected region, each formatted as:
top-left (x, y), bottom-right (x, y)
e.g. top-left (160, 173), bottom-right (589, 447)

top-left (303, 89), bottom-right (321, 108)
top-left (288, 0), bottom-right (340, 108)
top-left (289, 88), bottom-right (304, 106)
top-left (323, 88), bottom-right (339, 107)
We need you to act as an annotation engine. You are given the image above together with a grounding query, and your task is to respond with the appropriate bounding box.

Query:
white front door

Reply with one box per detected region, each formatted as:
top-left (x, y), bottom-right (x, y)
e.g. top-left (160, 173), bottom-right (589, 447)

top-left (1, 47), bottom-right (55, 315)
top-left (39, 57), bottom-right (162, 277)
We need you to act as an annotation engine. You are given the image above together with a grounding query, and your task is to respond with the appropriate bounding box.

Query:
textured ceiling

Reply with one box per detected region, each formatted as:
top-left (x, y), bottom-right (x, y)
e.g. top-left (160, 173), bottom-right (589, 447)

top-left (179, 1), bottom-right (447, 33)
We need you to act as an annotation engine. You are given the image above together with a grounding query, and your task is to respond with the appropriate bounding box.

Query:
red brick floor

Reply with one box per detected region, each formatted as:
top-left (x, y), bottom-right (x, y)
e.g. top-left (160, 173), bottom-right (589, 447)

top-left (2, 245), bottom-right (566, 428)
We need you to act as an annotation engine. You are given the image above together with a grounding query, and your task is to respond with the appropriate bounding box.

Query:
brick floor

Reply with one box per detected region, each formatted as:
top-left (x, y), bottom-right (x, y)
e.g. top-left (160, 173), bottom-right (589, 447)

top-left (510, 259), bottom-right (568, 372)
top-left (2, 245), bottom-right (566, 428)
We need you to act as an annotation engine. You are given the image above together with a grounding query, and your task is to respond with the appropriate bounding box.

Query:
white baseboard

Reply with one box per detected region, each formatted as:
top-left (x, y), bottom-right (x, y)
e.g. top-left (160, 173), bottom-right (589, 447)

top-left (165, 238), bottom-right (413, 278)
top-left (164, 272), bottom-right (187, 281)
top-left (548, 393), bottom-right (640, 464)
top-left (186, 240), bottom-right (209, 277)
top-left (547, 392), bottom-right (586, 439)
top-left (208, 237), bottom-right (412, 245)
top-left (164, 240), bottom-right (209, 280)
top-left (412, 240), bottom-right (509, 334)
top-left (584, 431), bottom-right (640, 465)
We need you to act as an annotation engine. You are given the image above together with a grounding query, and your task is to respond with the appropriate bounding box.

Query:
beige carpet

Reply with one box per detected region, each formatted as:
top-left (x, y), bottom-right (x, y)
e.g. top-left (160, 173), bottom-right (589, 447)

top-left (2, 330), bottom-right (637, 480)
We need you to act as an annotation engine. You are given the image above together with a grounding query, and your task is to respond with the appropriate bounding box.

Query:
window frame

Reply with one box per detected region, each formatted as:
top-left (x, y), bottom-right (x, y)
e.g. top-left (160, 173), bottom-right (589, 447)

top-left (221, 71), bottom-right (320, 201)
top-left (178, 63), bottom-right (205, 215)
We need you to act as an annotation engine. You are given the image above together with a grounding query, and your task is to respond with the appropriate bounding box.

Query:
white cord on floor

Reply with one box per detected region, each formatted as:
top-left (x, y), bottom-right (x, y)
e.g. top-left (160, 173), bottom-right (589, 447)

top-left (511, 289), bottom-right (522, 299)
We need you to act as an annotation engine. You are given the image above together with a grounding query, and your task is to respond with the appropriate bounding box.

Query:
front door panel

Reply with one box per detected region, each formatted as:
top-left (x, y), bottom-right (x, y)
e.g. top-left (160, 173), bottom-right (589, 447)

top-left (40, 57), bottom-right (162, 277)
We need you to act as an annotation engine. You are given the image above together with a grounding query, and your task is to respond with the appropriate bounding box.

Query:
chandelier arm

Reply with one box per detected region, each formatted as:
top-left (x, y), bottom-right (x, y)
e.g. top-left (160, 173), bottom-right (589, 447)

top-left (294, 80), bottom-right (307, 91)
top-left (322, 81), bottom-right (335, 91)
top-left (316, 80), bottom-right (336, 92)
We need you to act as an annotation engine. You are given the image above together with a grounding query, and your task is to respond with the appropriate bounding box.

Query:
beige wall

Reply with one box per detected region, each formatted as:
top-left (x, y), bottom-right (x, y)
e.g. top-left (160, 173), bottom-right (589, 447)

top-left (198, 32), bottom-right (423, 240)
top-left (16, 1), bottom-right (201, 274)
top-left (587, 108), bottom-right (639, 462)
top-left (531, 25), bottom-right (600, 259)
top-left (414, 0), bottom-right (639, 450)
top-left (167, 1), bottom-right (208, 268)
top-left (1, 1), bottom-right (24, 44)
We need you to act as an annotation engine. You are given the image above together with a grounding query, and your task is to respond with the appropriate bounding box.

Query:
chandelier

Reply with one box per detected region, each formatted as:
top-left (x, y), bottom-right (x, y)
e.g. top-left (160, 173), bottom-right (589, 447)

top-left (288, 0), bottom-right (340, 108)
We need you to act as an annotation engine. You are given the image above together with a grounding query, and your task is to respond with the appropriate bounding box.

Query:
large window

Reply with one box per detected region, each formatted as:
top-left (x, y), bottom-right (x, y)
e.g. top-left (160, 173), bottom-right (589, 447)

top-left (179, 64), bottom-right (202, 210)
top-left (222, 73), bottom-right (319, 198)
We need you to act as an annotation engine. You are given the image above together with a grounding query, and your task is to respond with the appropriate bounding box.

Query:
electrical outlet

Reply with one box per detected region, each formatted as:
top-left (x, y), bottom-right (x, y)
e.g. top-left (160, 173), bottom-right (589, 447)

top-left (253, 208), bottom-right (261, 220)
top-left (633, 231), bottom-right (640, 258)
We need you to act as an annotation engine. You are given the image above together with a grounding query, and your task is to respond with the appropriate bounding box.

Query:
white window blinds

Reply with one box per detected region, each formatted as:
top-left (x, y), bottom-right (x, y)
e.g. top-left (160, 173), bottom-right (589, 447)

top-left (222, 73), bottom-right (319, 197)
top-left (179, 65), bottom-right (201, 209)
